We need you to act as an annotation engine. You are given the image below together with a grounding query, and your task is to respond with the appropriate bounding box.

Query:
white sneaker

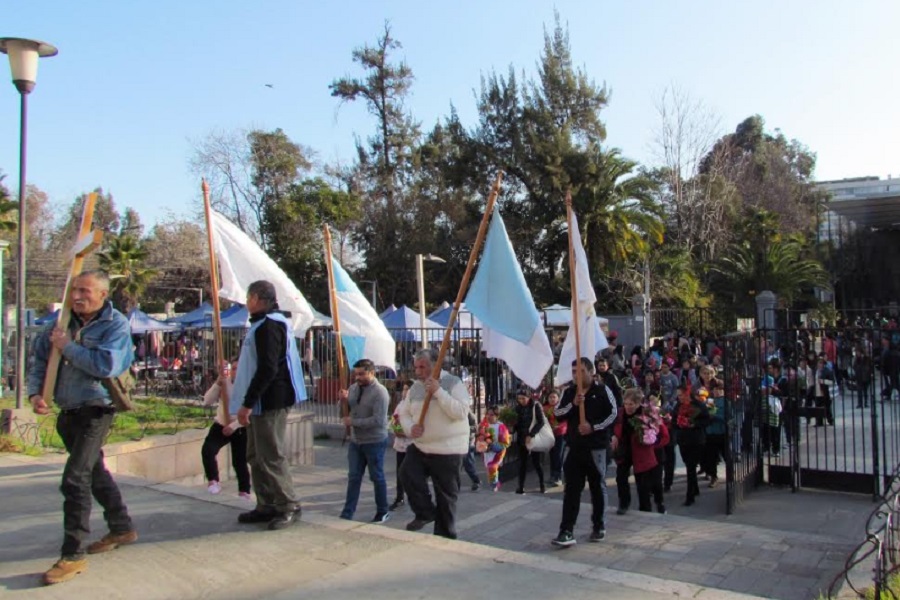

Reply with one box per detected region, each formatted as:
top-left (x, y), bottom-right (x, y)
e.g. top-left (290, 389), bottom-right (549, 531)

top-left (207, 481), bottom-right (222, 495)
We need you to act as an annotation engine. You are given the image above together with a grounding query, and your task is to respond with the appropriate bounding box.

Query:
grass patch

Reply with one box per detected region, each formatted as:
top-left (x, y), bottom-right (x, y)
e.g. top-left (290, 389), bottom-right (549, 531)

top-left (0, 395), bottom-right (213, 451)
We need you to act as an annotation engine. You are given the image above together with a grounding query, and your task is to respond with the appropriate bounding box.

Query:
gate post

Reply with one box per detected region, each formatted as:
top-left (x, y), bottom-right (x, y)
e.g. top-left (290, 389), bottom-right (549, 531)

top-left (756, 291), bottom-right (777, 332)
top-left (633, 294), bottom-right (649, 348)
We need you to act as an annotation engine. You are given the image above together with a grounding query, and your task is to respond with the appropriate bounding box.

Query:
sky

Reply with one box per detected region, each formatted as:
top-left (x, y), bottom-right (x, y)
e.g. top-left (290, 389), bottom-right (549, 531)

top-left (1, 0), bottom-right (898, 228)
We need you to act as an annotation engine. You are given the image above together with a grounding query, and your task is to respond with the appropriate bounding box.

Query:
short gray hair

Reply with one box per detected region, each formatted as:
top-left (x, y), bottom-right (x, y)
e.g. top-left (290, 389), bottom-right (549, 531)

top-left (76, 269), bottom-right (111, 292)
top-left (414, 349), bottom-right (437, 364)
top-left (247, 280), bottom-right (277, 307)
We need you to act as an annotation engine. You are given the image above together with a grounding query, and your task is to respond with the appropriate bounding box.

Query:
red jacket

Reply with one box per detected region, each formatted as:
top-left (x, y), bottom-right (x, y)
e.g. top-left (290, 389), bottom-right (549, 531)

top-left (613, 410), bottom-right (670, 474)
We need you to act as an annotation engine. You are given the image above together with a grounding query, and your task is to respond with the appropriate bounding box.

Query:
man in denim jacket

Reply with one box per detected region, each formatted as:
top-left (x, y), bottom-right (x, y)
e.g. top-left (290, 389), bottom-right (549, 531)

top-left (27, 270), bottom-right (136, 585)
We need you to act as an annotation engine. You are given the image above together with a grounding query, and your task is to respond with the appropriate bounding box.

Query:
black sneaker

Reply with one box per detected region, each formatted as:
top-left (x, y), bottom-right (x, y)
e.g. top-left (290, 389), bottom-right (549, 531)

top-left (589, 528), bottom-right (606, 542)
top-left (657, 504), bottom-right (667, 515)
top-left (267, 511), bottom-right (299, 530)
top-left (389, 498), bottom-right (405, 511)
top-left (471, 482), bottom-right (481, 492)
top-left (238, 509), bottom-right (276, 524)
top-left (551, 530), bottom-right (576, 547)
top-left (405, 518), bottom-right (434, 532)
top-left (515, 488), bottom-right (525, 495)
top-left (371, 512), bottom-right (390, 524)
top-left (616, 507), bottom-right (628, 515)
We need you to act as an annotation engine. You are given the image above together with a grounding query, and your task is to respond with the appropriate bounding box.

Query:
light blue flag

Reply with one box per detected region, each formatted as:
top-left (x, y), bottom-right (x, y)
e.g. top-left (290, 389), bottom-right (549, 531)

top-left (465, 211), bottom-right (553, 388)
top-left (331, 258), bottom-right (396, 368)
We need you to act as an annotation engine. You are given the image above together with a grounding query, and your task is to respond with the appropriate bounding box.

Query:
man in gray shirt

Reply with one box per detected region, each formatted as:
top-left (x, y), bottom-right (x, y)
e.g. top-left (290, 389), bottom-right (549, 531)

top-left (339, 358), bottom-right (391, 522)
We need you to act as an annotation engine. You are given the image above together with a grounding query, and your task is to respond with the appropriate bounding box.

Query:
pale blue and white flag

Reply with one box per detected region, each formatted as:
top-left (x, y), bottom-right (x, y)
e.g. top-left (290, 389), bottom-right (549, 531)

top-left (465, 211), bottom-right (553, 389)
top-left (555, 209), bottom-right (609, 386)
top-left (331, 257), bottom-right (396, 368)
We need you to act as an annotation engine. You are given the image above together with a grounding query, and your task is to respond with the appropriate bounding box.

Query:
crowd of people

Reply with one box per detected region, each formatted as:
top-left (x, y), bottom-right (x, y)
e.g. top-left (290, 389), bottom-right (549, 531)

top-left (28, 272), bottom-right (900, 587)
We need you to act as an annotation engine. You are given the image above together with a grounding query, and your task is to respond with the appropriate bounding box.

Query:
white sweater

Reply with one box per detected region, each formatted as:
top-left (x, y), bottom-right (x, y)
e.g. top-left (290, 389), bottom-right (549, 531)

top-left (203, 379), bottom-right (240, 428)
top-left (398, 371), bottom-right (470, 455)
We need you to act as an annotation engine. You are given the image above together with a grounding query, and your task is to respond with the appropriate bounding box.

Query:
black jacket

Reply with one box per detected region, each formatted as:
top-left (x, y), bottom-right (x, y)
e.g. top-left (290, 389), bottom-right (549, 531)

top-left (555, 381), bottom-right (617, 449)
top-left (514, 399), bottom-right (546, 445)
top-left (244, 310), bottom-right (296, 412)
top-left (673, 399), bottom-right (711, 447)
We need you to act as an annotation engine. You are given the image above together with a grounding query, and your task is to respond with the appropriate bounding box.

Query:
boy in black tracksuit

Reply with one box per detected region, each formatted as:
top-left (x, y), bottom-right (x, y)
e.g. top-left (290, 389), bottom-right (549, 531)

top-left (552, 358), bottom-right (618, 547)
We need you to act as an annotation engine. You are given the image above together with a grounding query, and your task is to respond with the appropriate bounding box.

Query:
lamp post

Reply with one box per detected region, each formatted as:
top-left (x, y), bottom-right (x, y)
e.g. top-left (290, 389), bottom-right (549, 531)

top-left (360, 279), bottom-right (377, 311)
top-left (416, 253), bottom-right (445, 349)
top-left (0, 38), bottom-right (57, 408)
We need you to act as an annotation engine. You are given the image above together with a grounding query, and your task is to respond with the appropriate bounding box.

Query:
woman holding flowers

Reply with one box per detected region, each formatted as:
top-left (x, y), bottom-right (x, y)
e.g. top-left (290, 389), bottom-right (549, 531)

top-left (611, 388), bottom-right (670, 514)
top-left (674, 382), bottom-right (711, 506)
top-left (477, 407), bottom-right (511, 491)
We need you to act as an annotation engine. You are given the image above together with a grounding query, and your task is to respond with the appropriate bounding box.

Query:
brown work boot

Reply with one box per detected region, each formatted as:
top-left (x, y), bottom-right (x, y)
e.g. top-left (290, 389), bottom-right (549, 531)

top-left (43, 558), bottom-right (88, 585)
top-left (87, 530), bottom-right (138, 554)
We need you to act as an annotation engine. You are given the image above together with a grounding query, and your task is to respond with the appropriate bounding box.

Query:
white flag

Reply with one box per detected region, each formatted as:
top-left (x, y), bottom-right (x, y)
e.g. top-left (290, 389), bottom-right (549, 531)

top-left (555, 209), bottom-right (608, 386)
top-left (331, 257), bottom-right (396, 368)
top-left (211, 211), bottom-right (315, 337)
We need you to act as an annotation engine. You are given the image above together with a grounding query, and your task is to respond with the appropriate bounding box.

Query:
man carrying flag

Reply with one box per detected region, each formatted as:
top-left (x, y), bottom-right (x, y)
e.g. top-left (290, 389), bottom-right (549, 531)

top-left (551, 202), bottom-right (617, 548)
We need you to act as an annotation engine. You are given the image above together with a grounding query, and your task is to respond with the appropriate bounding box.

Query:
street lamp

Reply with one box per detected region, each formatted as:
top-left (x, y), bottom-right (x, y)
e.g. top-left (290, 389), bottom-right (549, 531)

top-left (0, 38), bottom-right (58, 408)
top-left (416, 253), bottom-right (445, 349)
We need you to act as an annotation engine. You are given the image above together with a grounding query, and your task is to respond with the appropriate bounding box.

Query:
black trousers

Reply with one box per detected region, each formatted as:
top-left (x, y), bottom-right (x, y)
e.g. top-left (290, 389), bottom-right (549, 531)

top-left (702, 434), bottom-right (730, 480)
top-left (201, 422), bottom-right (250, 493)
top-left (394, 450), bottom-right (406, 501)
top-left (56, 407), bottom-right (133, 559)
top-left (659, 443), bottom-right (676, 488)
top-left (399, 445), bottom-right (463, 539)
top-left (678, 443), bottom-right (702, 501)
top-left (615, 457), bottom-right (633, 509)
top-left (634, 464), bottom-right (664, 512)
top-left (560, 446), bottom-right (607, 534)
top-left (517, 443), bottom-right (544, 490)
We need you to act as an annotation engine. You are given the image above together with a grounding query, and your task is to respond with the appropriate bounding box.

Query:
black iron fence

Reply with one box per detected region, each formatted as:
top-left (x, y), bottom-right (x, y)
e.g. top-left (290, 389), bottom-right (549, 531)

top-left (649, 307), bottom-right (736, 340)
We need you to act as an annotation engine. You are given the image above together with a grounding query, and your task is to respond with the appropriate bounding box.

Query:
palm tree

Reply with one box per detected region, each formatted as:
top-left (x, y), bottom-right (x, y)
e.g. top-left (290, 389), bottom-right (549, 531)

top-left (97, 235), bottom-right (159, 312)
top-left (709, 233), bottom-right (830, 316)
top-left (576, 148), bottom-right (665, 275)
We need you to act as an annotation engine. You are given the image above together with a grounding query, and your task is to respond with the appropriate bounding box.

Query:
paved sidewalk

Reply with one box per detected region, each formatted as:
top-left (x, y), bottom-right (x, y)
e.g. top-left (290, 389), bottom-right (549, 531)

top-left (0, 436), bottom-right (875, 599)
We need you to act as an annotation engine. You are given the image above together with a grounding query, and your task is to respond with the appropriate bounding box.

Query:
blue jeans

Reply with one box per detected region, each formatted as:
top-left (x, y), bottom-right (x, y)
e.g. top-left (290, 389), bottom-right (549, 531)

top-left (461, 445), bottom-right (481, 485)
top-left (341, 438), bottom-right (389, 518)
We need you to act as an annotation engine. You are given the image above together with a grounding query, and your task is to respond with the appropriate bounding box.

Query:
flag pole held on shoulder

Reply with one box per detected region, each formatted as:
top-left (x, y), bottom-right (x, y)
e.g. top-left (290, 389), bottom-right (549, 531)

top-left (323, 225), bottom-right (350, 442)
top-left (417, 172), bottom-right (504, 426)
top-left (201, 179), bottom-right (230, 426)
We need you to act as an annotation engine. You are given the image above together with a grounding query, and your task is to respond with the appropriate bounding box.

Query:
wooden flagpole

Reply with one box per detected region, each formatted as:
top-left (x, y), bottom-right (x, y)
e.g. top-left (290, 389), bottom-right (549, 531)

top-left (42, 192), bottom-right (103, 402)
top-left (322, 225), bottom-right (350, 442)
top-left (417, 171), bottom-right (504, 425)
top-left (565, 190), bottom-right (587, 426)
top-left (201, 179), bottom-right (229, 425)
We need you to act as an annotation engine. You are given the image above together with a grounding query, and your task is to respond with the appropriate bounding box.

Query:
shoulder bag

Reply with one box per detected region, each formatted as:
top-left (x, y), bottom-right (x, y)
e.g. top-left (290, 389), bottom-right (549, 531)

top-left (526, 402), bottom-right (555, 452)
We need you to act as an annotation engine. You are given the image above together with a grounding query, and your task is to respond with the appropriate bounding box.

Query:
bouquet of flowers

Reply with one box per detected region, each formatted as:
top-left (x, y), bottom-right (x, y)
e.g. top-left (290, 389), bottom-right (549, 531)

top-left (475, 422), bottom-right (496, 453)
top-left (629, 403), bottom-right (663, 446)
top-left (389, 413), bottom-right (405, 437)
top-left (697, 388), bottom-right (717, 415)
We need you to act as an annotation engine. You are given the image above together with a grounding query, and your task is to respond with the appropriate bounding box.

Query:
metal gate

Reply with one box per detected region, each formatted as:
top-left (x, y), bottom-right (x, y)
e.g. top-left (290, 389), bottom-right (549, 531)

top-left (721, 331), bottom-right (764, 514)
top-left (753, 323), bottom-right (900, 500)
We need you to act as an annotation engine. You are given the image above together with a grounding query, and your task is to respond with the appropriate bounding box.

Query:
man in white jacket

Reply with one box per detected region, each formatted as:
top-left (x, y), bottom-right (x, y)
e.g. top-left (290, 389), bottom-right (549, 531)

top-left (397, 349), bottom-right (471, 539)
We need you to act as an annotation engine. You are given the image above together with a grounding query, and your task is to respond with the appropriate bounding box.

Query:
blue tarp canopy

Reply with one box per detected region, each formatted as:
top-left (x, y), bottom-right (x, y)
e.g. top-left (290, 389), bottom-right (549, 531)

top-left (381, 305), bottom-right (444, 342)
top-left (181, 304), bottom-right (248, 328)
top-left (127, 309), bottom-right (180, 335)
top-left (379, 304), bottom-right (397, 319)
top-left (166, 302), bottom-right (213, 324)
top-left (35, 309), bottom-right (60, 325)
top-left (428, 303), bottom-right (483, 329)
